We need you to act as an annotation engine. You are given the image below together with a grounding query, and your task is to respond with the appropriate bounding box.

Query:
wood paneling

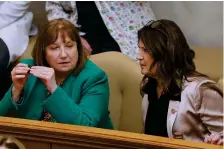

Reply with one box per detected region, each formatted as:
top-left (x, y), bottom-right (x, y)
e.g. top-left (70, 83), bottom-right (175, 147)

top-left (20, 139), bottom-right (50, 149)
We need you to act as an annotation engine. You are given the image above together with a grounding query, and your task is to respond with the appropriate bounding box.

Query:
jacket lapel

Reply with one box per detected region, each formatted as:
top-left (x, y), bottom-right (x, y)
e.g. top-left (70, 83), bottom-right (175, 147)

top-left (167, 100), bottom-right (180, 138)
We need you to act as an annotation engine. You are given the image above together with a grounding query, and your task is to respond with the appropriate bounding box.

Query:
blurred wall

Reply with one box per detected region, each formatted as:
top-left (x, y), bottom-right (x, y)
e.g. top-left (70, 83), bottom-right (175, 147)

top-left (150, 1), bottom-right (223, 49)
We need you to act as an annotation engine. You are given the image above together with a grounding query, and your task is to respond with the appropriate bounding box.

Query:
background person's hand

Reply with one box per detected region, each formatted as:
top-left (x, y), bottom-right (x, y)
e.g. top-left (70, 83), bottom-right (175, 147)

top-left (30, 66), bottom-right (58, 93)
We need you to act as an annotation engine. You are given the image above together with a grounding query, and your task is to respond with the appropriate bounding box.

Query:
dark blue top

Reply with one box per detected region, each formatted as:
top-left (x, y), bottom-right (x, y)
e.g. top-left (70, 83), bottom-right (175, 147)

top-left (0, 38), bottom-right (11, 100)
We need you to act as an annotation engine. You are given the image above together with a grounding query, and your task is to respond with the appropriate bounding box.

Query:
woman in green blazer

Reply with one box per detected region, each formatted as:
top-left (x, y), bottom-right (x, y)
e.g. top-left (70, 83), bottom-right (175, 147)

top-left (0, 19), bottom-right (113, 129)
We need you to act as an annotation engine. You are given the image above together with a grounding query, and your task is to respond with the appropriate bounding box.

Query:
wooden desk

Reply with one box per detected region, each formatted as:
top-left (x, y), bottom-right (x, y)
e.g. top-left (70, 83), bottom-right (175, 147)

top-left (0, 117), bottom-right (221, 149)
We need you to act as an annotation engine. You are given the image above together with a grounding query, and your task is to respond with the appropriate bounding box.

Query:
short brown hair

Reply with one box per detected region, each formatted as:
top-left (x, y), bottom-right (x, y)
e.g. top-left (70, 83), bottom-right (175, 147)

top-left (32, 18), bottom-right (87, 74)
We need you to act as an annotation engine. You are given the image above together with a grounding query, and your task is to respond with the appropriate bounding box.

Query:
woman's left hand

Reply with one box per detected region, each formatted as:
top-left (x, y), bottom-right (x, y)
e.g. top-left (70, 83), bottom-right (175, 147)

top-left (30, 66), bottom-right (58, 93)
top-left (204, 133), bottom-right (223, 145)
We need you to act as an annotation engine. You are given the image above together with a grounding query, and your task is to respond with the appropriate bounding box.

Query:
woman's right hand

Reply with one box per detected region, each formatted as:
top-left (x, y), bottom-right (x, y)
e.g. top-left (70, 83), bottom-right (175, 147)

top-left (204, 133), bottom-right (223, 145)
top-left (11, 63), bottom-right (30, 102)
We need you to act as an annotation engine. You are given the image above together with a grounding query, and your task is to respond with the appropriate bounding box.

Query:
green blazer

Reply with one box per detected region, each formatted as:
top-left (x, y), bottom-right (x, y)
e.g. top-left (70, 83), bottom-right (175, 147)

top-left (0, 59), bottom-right (113, 129)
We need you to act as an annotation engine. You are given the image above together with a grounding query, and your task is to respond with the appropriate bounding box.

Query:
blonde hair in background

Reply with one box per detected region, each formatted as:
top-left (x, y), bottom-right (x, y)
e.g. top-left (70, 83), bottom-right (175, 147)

top-left (0, 136), bottom-right (26, 149)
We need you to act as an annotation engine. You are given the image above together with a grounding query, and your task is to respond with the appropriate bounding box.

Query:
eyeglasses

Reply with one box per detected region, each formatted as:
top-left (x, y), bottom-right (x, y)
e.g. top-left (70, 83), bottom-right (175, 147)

top-left (145, 20), bottom-right (162, 28)
top-left (143, 20), bottom-right (168, 39)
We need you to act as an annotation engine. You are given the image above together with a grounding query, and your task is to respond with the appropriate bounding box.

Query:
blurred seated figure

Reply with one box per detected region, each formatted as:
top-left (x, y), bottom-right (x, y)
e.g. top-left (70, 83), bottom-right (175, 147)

top-left (46, 1), bottom-right (156, 59)
top-left (0, 1), bottom-right (35, 99)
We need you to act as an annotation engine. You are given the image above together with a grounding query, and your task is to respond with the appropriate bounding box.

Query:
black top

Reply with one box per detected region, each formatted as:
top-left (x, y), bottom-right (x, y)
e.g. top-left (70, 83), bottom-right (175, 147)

top-left (0, 38), bottom-right (11, 100)
top-left (76, 1), bottom-right (121, 54)
top-left (143, 78), bottom-right (181, 137)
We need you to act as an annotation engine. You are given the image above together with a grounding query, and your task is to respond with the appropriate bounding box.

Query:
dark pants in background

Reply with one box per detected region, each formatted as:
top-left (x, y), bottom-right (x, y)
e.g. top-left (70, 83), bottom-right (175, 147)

top-left (76, 1), bottom-right (122, 54)
top-left (0, 38), bottom-right (12, 100)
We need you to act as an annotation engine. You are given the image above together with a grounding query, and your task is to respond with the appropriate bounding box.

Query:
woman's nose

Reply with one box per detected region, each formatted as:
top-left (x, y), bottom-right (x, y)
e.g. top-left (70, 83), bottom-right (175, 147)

top-left (136, 55), bottom-right (143, 60)
top-left (60, 49), bottom-right (68, 58)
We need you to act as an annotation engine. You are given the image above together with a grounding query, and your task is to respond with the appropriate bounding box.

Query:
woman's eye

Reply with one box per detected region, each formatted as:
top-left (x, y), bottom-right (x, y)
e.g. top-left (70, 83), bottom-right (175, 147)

top-left (139, 47), bottom-right (146, 52)
top-left (66, 44), bottom-right (73, 47)
top-left (143, 48), bottom-right (148, 52)
top-left (51, 46), bottom-right (58, 49)
top-left (66, 45), bottom-right (73, 48)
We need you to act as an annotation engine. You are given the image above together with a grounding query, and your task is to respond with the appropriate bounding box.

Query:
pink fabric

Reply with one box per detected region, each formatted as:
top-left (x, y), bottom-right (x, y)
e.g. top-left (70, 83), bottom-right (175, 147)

top-left (80, 37), bottom-right (92, 57)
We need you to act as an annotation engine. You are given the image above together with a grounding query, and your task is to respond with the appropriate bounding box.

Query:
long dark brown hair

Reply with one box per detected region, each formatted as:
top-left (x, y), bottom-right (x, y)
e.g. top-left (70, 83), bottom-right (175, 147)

top-left (32, 18), bottom-right (87, 74)
top-left (138, 19), bottom-right (222, 97)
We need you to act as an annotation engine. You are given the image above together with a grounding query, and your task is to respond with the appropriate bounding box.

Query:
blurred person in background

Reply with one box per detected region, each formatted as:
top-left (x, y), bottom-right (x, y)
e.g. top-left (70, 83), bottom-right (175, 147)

top-left (0, 1), bottom-right (36, 99)
top-left (46, 1), bottom-right (156, 60)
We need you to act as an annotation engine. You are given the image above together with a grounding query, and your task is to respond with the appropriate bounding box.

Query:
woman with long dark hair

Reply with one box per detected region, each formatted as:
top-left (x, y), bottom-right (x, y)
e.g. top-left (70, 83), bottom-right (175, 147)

top-left (137, 19), bottom-right (223, 145)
